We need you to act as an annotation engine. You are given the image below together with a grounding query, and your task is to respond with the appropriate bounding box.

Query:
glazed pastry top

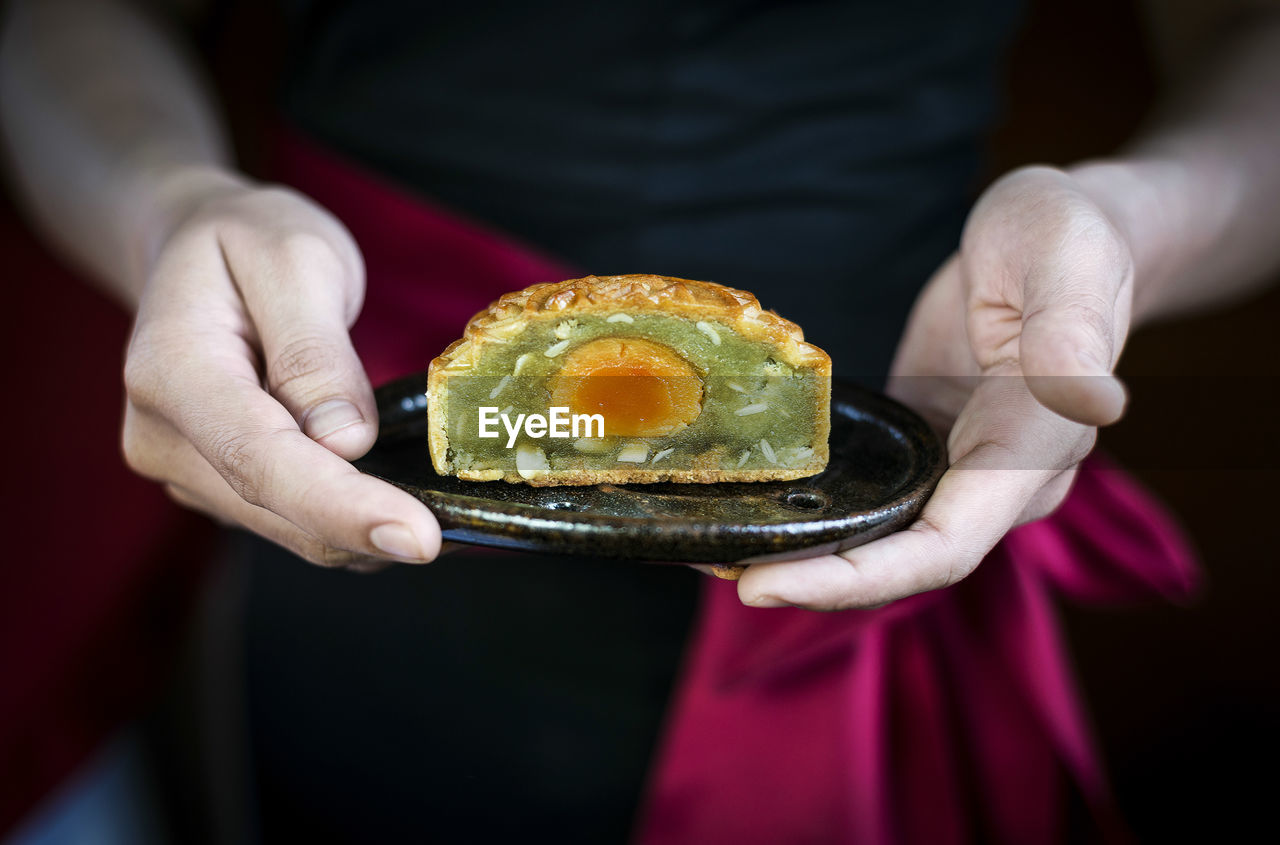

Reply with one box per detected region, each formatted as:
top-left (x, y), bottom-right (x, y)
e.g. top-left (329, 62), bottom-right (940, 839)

top-left (433, 274), bottom-right (832, 374)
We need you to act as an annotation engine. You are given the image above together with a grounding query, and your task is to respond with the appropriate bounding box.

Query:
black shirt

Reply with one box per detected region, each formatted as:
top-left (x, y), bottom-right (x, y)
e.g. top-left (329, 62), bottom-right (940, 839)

top-left (244, 2), bottom-right (1024, 842)
top-left (276, 0), bottom-right (1022, 379)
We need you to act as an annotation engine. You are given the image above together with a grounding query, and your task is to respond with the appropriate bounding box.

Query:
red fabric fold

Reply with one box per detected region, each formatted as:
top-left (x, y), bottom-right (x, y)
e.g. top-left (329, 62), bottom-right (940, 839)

top-left (636, 462), bottom-right (1199, 845)
top-left (266, 131), bottom-right (1202, 845)
top-left (0, 202), bottom-right (214, 834)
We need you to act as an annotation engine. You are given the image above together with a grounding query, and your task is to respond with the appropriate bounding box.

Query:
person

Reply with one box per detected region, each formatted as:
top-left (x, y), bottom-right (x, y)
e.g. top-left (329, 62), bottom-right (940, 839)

top-left (1, 0), bottom-right (1277, 841)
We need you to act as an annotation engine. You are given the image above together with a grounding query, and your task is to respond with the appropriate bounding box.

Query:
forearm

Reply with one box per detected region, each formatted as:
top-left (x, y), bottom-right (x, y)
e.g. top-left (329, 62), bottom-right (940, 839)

top-left (1067, 11), bottom-right (1280, 326)
top-left (0, 0), bottom-right (234, 308)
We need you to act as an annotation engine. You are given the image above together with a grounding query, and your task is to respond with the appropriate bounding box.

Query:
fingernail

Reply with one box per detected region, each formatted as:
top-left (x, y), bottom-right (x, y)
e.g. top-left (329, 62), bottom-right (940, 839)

top-left (1100, 374), bottom-right (1128, 421)
top-left (370, 523), bottom-right (427, 561)
top-left (745, 594), bottom-right (790, 608)
top-left (303, 399), bottom-right (364, 440)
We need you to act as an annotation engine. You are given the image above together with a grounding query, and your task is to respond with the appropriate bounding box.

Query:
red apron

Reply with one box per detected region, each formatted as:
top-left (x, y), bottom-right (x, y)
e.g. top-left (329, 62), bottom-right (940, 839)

top-left (0, 129), bottom-right (1199, 842)
top-left (0, 202), bottom-right (214, 832)
top-left (266, 132), bottom-right (1200, 844)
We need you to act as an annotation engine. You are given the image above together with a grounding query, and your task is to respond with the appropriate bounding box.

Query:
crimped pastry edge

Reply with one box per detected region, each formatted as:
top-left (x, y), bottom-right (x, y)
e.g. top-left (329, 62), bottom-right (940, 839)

top-left (427, 274), bottom-right (833, 484)
top-left (432, 274), bottom-right (832, 374)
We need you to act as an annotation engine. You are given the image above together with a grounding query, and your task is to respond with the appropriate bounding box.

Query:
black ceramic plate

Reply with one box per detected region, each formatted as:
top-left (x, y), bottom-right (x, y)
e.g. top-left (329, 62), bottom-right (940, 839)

top-left (354, 373), bottom-right (945, 564)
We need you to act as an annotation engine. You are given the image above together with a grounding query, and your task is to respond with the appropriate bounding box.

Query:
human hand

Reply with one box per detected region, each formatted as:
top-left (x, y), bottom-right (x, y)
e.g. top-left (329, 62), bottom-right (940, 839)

top-left (122, 168), bottom-right (442, 571)
top-left (737, 166), bottom-right (1132, 608)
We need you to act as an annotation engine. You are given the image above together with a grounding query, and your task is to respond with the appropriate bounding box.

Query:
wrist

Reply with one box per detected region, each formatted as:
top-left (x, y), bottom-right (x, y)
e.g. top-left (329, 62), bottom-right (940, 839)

top-left (1065, 154), bottom-right (1239, 327)
top-left (123, 159), bottom-right (250, 308)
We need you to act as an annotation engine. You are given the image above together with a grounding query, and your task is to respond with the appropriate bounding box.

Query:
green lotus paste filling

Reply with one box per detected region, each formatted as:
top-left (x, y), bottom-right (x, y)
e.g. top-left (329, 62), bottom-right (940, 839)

top-left (443, 313), bottom-right (825, 475)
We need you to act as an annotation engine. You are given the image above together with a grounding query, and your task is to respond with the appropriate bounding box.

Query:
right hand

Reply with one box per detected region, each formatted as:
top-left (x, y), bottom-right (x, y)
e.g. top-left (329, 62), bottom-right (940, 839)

top-left (122, 168), bottom-right (442, 570)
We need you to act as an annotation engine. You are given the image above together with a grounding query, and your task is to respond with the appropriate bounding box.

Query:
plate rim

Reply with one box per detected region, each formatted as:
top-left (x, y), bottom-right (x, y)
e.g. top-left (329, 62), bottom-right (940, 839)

top-left (357, 373), bottom-right (945, 562)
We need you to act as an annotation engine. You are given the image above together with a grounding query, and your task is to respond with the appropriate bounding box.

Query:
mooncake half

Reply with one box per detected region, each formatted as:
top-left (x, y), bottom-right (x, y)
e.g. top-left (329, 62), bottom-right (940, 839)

top-left (427, 274), bottom-right (831, 485)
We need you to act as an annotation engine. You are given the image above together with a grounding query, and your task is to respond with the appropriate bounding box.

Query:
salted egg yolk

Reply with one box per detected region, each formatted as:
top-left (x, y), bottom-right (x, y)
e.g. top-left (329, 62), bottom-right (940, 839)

top-left (548, 337), bottom-right (703, 437)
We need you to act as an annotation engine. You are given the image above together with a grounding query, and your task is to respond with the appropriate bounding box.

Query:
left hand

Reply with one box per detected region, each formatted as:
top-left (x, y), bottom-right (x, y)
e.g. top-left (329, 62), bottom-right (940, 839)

top-left (737, 166), bottom-right (1134, 609)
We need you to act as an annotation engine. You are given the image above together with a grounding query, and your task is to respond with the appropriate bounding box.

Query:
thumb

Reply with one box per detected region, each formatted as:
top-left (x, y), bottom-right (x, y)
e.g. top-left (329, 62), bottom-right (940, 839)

top-left (235, 239), bottom-right (377, 460)
top-left (1017, 244), bottom-right (1131, 427)
top-left (265, 321), bottom-right (379, 460)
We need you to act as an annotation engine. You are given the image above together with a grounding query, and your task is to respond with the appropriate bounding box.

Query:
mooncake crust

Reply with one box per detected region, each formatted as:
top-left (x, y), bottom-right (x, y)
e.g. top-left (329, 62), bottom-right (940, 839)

top-left (427, 274), bottom-right (832, 483)
top-left (431, 274), bottom-right (832, 374)
top-left (451, 465), bottom-right (827, 486)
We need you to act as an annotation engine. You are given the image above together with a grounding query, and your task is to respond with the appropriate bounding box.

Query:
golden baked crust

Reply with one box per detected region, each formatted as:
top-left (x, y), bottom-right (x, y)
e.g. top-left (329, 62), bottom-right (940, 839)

top-left (449, 464), bottom-right (826, 487)
top-left (709, 564), bottom-right (747, 580)
top-left (427, 274), bottom-right (832, 485)
top-left (431, 274), bottom-right (832, 374)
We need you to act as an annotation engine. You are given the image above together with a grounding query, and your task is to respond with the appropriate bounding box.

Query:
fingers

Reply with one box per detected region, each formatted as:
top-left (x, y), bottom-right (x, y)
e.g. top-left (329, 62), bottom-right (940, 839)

top-left (963, 168), bottom-right (1135, 427)
top-left (1019, 289), bottom-right (1128, 426)
top-left (738, 375), bottom-right (1091, 610)
top-left (124, 354), bottom-right (441, 563)
top-left (125, 402), bottom-right (432, 568)
top-left (193, 393), bottom-right (440, 562)
top-left (167, 478), bottom-right (389, 573)
top-left (218, 225), bottom-right (377, 460)
top-left (268, 326), bottom-right (377, 460)
top-left (766, 167), bottom-right (1126, 612)
top-left (738, 448), bottom-right (1046, 610)
top-left (1015, 467), bottom-right (1078, 526)
top-left (886, 256), bottom-right (982, 431)
top-left (122, 184), bottom-right (443, 571)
